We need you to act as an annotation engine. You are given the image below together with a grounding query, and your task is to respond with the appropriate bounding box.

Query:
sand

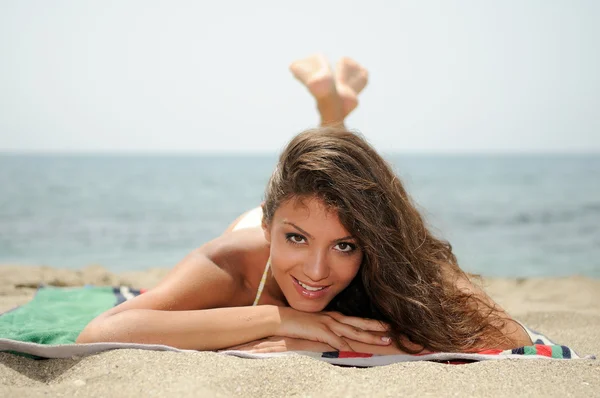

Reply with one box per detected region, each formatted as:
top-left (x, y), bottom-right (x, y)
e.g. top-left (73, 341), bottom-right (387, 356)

top-left (1, 264), bottom-right (598, 397)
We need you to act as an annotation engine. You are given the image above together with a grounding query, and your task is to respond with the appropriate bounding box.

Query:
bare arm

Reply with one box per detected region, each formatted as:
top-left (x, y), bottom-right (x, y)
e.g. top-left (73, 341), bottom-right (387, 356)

top-left (77, 239), bottom-right (390, 351)
top-left (453, 273), bottom-right (532, 348)
top-left (224, 334), bottom-right (428, 355)
top-left (80, 305), bottom-right (283, 350)
top-left (76, 248), bottom-right (283, 350)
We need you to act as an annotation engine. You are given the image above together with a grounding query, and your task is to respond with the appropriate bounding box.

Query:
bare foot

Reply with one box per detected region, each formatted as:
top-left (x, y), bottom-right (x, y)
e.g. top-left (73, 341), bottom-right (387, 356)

top-left (289, 54), bottom-right (335, 99)
top-left (335, 57), bottom-right (369, 117)
top-left (290, 54), bottom-right (343, 126)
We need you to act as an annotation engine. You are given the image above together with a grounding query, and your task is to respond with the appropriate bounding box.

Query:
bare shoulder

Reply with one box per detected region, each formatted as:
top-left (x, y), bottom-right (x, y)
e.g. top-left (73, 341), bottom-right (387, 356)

top-left (441, 264), bottom-right (533, 347)
top-left (440, 264), bottom-right (506, 311)
top-left (91, 229), bottom-right (269, 321)
top-left (156, 228), bottom-right (269, 308)
top-left (200, 226), bottom-right (271, 290)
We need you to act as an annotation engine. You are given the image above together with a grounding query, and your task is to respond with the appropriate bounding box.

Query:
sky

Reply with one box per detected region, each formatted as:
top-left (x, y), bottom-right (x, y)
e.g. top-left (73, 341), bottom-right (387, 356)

top-left (0, 0), bottom-right (598, 153)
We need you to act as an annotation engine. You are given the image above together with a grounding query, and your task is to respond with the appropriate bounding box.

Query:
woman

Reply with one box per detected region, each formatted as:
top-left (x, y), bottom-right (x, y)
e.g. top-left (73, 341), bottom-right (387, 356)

top-left (77, 55), bottom-right (532, 354)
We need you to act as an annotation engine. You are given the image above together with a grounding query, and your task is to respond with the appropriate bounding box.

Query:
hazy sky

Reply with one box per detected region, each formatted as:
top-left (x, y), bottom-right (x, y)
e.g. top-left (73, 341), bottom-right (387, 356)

top-left (1, 1), bottom-right (598, 153)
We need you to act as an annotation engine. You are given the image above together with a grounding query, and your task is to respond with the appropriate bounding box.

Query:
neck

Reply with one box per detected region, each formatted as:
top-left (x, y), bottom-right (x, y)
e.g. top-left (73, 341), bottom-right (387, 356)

top-left (264, 267), bottom-right (288, 306)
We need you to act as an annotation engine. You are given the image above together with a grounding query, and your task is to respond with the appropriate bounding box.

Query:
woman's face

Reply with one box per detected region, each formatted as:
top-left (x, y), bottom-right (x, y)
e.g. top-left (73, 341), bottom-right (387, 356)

top-left (262, 196), bottom-right (363, 312)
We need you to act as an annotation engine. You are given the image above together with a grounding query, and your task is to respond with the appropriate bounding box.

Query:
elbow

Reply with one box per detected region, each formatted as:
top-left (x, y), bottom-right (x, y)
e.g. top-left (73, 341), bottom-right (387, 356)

top-left (76, 324), bottom-right (99, 344)
top-left (76, 314), bottom-right (112, 344)
top-left (76, 310), bottom-right (150, 345)
top-left (76, 329), bottom-right (94, 344)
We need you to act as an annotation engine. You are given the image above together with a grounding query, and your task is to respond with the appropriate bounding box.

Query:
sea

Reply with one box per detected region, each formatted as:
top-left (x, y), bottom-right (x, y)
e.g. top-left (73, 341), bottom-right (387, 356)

top-left (0, 154), bottom-right (598, 277)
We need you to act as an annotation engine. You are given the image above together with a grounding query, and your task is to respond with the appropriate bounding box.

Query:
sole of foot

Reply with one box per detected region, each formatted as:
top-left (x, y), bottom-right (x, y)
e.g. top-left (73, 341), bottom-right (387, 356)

top-left (335, 57), bottom-right (369, 116)
top-left (289, 54), bottom-right (335, 99)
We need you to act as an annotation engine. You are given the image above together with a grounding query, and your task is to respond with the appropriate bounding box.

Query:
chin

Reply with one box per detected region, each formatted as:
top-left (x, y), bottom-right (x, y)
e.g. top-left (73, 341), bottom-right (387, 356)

top-left (290, 302), bottom-right (326, 313)
top-left (287, 296), bottom-right (329, 313)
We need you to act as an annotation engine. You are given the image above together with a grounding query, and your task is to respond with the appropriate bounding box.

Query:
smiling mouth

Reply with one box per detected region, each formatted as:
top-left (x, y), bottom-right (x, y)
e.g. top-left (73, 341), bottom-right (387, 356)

top-left (292, 276), bottom-right (330, 291)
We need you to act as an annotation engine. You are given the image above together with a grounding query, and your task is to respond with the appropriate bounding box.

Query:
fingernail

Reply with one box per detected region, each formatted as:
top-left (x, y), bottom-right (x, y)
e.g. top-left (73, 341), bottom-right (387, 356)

top-left (381, 336), bottom-right (391, 344)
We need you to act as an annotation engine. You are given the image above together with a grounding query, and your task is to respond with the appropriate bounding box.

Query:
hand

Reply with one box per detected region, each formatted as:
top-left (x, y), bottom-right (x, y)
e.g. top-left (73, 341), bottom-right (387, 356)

top-left (276, 307), bottom-right (391, 352)
top-left (222, 335), bottom-right (418, 356)
top-left (221, 336), bottom-right (334, 354)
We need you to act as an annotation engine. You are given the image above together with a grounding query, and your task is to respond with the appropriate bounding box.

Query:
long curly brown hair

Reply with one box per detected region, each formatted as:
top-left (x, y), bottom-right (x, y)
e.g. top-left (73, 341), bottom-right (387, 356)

top-left (263, 127), bottom-right (517, 353)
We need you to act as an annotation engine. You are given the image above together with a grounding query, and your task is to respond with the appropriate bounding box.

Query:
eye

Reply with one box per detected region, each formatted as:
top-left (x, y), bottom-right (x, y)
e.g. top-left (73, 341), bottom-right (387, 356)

top-left (285, 233), bottom-right (307, 245)
top-left (334, 242), bottom-right (356, 253)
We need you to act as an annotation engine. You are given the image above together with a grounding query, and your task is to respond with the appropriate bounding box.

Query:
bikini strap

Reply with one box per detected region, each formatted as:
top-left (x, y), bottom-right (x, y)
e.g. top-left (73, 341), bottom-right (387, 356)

top-left (252, 257), bottom-right (271, 306)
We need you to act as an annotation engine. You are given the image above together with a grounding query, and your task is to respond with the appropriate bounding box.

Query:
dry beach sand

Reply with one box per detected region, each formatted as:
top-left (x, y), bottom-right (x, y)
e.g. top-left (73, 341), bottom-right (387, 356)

top-left (0, 264), bottom-right (598, 397)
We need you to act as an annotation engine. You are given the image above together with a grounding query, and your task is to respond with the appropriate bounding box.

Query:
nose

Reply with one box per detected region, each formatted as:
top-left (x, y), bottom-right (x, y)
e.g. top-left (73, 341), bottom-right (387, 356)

top-left (302, 250), bottom-right (330, 282)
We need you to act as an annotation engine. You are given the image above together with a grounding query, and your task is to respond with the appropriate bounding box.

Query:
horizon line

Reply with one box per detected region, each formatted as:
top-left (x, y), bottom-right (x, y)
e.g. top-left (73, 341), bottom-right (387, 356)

top-left (1, 149), bottom-right (599, 156)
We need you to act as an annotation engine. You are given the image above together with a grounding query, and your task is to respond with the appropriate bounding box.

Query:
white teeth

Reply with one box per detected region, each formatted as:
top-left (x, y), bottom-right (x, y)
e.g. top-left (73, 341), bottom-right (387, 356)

top-left (298, 280), bottom-right (325, 291)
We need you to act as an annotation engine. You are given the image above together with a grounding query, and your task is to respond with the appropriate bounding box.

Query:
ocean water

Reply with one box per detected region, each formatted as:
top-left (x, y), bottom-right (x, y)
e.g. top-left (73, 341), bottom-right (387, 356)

top-left (0, 154), bottom-right (598, 277)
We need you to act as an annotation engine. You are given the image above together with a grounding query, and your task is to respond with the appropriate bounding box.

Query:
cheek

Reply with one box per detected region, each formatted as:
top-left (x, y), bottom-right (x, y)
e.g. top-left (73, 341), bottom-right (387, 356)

top-left (268, 236), bottom-right (302, 272)
top-left (331, 255), bottom-right (362, 284)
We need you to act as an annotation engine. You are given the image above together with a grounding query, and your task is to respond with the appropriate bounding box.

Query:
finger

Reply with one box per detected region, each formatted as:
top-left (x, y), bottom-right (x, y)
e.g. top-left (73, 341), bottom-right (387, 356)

top-left (320, 328), bottom-right (354, 352)
top-left (364, 319), bottom-right (390, 332)
top-left (221, 342), bottom-right (246, 351)
top-left (324, 312), bottom-right (389, 332)
top-left (222, 338), bottom-right (268, 352)
top-left (252, 347), bottom-right (286, 354)
top-left (329, 322), bottom-right (392, 346)
top-left (326, 312), bottom-right (390, 332)
top-left (220, 343), bottom-right (253, 352)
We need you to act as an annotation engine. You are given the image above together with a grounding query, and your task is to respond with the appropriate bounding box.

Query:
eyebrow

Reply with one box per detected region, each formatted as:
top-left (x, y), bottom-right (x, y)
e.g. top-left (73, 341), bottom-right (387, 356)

top-left (283, 221), bottom-right (355, 242)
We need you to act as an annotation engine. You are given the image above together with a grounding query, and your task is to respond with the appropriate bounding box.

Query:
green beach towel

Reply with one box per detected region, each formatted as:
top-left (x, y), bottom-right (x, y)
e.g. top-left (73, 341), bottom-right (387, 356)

top-left (0, 286), bottom-right (136, 345)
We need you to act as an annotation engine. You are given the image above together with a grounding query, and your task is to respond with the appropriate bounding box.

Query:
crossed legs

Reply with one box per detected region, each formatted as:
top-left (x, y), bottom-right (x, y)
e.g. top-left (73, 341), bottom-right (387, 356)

top-left (289, 54), bottom-right (369, 128)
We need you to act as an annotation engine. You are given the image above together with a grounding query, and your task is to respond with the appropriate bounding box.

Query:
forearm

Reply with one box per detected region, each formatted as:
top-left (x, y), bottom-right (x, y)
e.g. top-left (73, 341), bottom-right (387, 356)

top-left (322, 339), bottom-right (407, 355)
top-left (77, 305), bottom-right (282, 351)
top-left (347, 339), bottom-right (422, 355)
top-left (251, 336), bottom-right (412, 355)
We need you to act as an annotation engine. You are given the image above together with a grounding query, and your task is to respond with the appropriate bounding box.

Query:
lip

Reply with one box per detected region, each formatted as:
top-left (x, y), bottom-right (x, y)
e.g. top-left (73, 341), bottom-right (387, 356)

top-left (291, 276), bottom-right (331, 299)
